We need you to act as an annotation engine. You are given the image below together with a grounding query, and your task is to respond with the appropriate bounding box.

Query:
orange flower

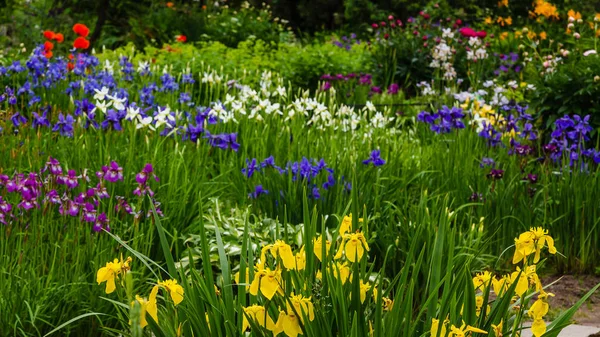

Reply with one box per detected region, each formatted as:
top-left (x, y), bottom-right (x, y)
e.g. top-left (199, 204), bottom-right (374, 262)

top-left (53, 33), bottom-right (64, 43)
top-left (67, 62), bottom-right (75, 71)
top-left (539, 31), bottom-right (547, 40)
top-left (202, 5), bottom-right (207, 10)
top-left (44, 51), bottom-right (53, 59)
top-left (73, 37), bottom-right (90, 49)
top-left (176, 35), bottom-right (187, 42)
top-left (43, 30), bottom-right (55, 40)
top-left (73, 23), bottom-right (90, 37)
top-left (166, 2), bottom-right (174, 7)
top-left (44, 41), bottom-right (54, 51)
top-left (567, 9), bottom-right (581, 20)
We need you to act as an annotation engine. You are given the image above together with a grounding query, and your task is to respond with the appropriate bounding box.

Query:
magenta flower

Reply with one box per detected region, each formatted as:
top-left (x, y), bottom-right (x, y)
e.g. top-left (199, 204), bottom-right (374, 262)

top-left (60, 170), bottom-right (79, 189)
top-left (45, 157), bottom-right (63, 176)
top-left (82, 203), bottom-right (96, 222)
top-left (103, 161), bottom-right (124, 183)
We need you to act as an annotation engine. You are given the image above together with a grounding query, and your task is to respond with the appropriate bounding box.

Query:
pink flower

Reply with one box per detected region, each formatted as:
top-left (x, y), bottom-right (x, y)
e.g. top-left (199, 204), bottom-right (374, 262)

top-left (459, 27), bottom-right (477, 37)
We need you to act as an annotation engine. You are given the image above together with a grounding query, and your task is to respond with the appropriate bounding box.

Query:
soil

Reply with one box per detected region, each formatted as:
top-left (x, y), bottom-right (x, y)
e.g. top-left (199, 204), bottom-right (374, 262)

top-left (542, 275), bottom-right (600, 327)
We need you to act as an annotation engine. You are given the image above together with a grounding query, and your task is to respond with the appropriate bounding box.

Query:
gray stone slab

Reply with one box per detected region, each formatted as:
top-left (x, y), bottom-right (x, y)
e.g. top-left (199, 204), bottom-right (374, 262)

top-left (521, 324), bottom-right (600, 337)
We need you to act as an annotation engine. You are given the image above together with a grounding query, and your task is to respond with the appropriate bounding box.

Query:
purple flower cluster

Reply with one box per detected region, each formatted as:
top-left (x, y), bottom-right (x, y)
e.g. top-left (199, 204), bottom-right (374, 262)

top-left (0, 48), bottom-right (240, 151)
top-left (417, 106), bottom-right (465, 134)
top-left (546, 114), bottom-right (599, 165)
top-left (242, 156), bottom-right (338, 200)
top-left (494, 52), bottom-right (521, 76)
top-left (0, 157), bottom-right (162, 230)
top-left (332, 33), bottom-right (361, 50)
top-left (478, 103), bottom-right (536, 148)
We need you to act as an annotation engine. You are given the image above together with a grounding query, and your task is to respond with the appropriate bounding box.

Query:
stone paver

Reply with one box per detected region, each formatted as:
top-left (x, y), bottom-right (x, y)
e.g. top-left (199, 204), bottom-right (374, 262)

top-left (521, 324), bottom-right (600, 337)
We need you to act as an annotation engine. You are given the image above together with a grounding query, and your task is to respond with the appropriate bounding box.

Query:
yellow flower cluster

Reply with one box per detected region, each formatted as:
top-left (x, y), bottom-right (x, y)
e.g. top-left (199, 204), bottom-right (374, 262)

top-left (243, 214), bottom-right (391, 337)
top-left (97, 256), bottom-right (185, 329)
top-left (431, 319), bottom-right (487, 337)
top-left (432, 228), bottom-right (558, 337)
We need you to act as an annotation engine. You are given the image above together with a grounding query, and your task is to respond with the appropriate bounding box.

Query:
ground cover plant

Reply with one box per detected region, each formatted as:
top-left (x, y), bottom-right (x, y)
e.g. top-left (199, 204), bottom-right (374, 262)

top-left (1, 1), bottom-right (600, 336)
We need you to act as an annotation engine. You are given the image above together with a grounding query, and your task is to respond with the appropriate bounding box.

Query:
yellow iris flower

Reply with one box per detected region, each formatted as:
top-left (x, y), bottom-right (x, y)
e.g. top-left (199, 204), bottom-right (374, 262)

top-left (96, 256), bottom-right (131, 294)
top-left (449, 322), bottom-right (488, 336)
top-left (274, 310), bottom-right (303, 337)
top-left (242, 305), bottom-right (276, 332)
top-left (249, 266), bottom-right (281, 300)
top-left (269, 240), bottom-right (297, 270)
top-left (472, 271), bottom-right (493, 290)
top-left (157, 279), bottom-right (184, 305)
top-left (512, 227), bottom-right (556, 264)
top-left (338, 214), bottom-right (363, 236)
top-left (431, 319), bottom-right (447, 337)
top-left (288, 293), bottom-right (315, 322)
top-left (313, 236), bottom-right (331, 262)
top-left (335, 232), bottom-right (369, 262)
top-left (491, 320), bottom-right (503, 337)
top-left (359, 281), bottom-right (371, 303)
top-left (331, 262), bottom-right (351, 284)
top-left (529, 290), bottom-right (554, 336)
top-left (295, 246), bottom-right (306, 271)
top-left (133, 285), bottom-right (158, 328)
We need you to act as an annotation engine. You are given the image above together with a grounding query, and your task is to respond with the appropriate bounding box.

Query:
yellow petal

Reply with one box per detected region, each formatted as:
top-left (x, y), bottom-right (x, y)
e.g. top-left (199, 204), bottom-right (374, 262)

top-left (104, 276), bottom-right (116, 294)
top-left (546, 235), bottom-right (557, 254)
top-left (466, 325), bottom-right (488, 334)
top-left (96, 266), bottom-right (110, 284)
top-left (260, 273), bottom-right (280, 300)
top-left (531, 318), bottom-right (546, 337)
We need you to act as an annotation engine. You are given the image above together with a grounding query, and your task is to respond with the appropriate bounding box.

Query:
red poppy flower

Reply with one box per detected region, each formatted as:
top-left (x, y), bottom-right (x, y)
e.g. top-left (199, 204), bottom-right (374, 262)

top-left (43, 30), bottom-right (55, 40)
top-left (44, 41), bottom-right (54, 51)
top-left (53, 33), bottom-right (64, 43)
top-left (67, 62), bottom-right (74, 71)
top-left (73, 23), bottom-right (90, 37)
top-left (73, 37), bottom-right (90, 49)
top-left (176, 35), bottom-right (187, 42)
top-left (44, 51), bottom-right (53, 59)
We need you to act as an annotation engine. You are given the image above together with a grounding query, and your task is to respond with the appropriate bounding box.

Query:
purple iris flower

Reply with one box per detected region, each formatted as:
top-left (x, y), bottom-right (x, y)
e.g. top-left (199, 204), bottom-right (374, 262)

top-left (45, 157), bottom-right (63, 176)
top-left (93, 213), bottom-right (110, 232)
top-left (52, 113), bottom-right (75, 137)
top-left (0, 196), bottom-right (13, 213)
top-left (205, 132), bottom-right (240, 151)
top-left (480, 157), bottom-right (495, 168)
top-left (101, 109), bottom-right (126, 131)
top-left (11, 112), bottom-right (27, 128)
top-left (60, 170), bottom-right (79, 189)
top-left (59, 200), bottom-right (80, 217)
top-left (387, 83), bottom-right (399, 95)
top-left (82, 203), bottom-right (97, 222)
top-left (363, 149), bottom-right (386, 167)
top-left (487, 169), bottom-right (505, 180)
top-left (32, 110), bottom-right (51, 128)
top-left (74, 98), bottom-right (95, 117)
top-left (135, 164), bottom-right (157, 185)
top-left (311, 186), bottom-right (321, 199)
top-left (242, 158), bottom-right (259, 178)
top-left (249, 185), bottom-right (268, 199)
top-left (45, 190), bottom-right (62, 204)
top-left (103, 161), bottom-right (124, 183)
